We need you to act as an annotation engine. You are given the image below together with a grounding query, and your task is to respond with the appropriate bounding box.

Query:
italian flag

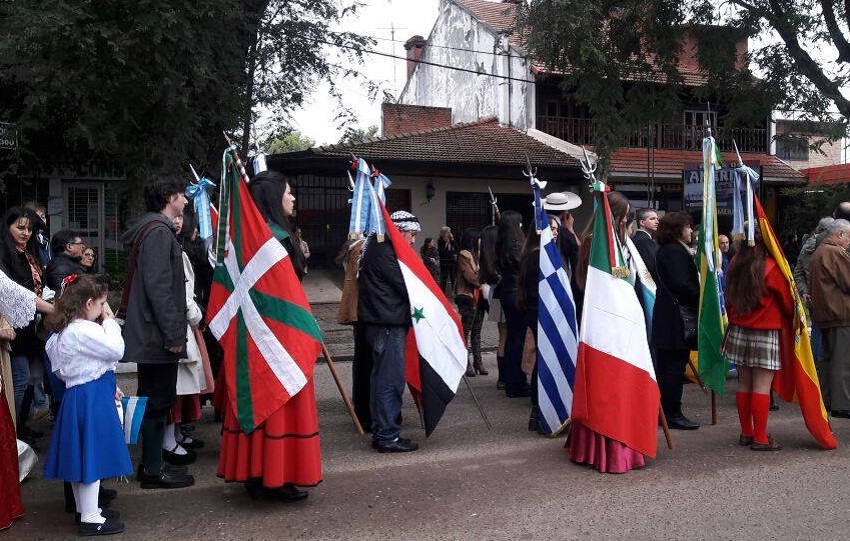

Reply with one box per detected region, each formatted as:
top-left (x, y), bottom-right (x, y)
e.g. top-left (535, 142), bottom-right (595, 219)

top-left (378, 203), bottom-right (467, 437)
top-left (570, 184), bottom-right (660, 457)
top-left (207, 148), bottom-right (323, 433)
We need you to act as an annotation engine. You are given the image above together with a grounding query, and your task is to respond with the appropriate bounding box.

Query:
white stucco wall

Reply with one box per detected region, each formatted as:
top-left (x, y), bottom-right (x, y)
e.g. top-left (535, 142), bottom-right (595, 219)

top-left (400, 0), bottom-right (534, 130)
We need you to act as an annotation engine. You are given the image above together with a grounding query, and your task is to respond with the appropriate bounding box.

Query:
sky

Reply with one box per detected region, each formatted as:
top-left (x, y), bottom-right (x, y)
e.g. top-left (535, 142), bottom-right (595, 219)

top-left (287, 0), bottom-right (441, 147)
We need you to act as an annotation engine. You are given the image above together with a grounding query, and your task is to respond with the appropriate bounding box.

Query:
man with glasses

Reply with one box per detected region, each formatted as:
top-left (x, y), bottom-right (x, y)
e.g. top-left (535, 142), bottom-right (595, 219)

top-left (45, 229), bottom-right (85, 291)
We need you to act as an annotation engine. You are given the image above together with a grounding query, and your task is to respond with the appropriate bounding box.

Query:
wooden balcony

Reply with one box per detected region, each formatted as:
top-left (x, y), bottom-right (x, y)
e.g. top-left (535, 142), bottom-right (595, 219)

top-left (536, 116), bottom-right (769, 153)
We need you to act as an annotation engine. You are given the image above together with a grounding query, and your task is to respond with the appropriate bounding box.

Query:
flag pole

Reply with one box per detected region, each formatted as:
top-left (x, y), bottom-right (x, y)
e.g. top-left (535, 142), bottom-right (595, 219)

top-left (658, 406), bottom-right (674, 450)
top-left (321, 345), bottom-right (365, 436)
top-left (711, 390), bottom-right (718, 425)
top-left (462, 374), bottom-right (492, 430)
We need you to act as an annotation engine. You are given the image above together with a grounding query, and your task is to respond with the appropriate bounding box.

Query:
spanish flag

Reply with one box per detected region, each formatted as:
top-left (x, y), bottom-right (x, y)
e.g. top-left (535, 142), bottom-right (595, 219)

top-left (754, 197), bottom-right (837, 450)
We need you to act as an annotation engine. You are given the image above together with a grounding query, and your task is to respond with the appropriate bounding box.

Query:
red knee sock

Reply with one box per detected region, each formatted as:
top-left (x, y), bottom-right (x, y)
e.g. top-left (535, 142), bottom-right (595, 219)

top-left (751, 393), bottom-right (771, 445)
top-left (736, 391), bottom-right (753, 437)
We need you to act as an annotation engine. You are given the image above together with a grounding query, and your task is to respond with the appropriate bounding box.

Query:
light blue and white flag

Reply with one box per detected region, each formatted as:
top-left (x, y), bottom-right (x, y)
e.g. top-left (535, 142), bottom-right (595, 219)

top-left (186, 176), bottom-right (217, 248)
top-left (532, 176), bottom-right (578, 435)
top-left (121, 396), bottom-right (148, 445)
top-left (348, 158), bottom-right (388, 240)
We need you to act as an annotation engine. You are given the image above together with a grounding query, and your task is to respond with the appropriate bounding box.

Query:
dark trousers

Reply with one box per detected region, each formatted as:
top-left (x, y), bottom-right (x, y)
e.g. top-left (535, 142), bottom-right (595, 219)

top-left (351, 323), bottom-right (373, 430)
top-left (440, 263), bottom-right (456, 294)
top-left (656, 348), bottom-right (689, 416)
top-left (365, 325), bottom-right (408, 444)
top-left (525, 310), bottom-right (539, 407)
top-left (820, 326), bottom-right (850, 412)
top-left (137, 362), bottom-right (178, 474)
top-left (502, 296), bottom-right (528, 396)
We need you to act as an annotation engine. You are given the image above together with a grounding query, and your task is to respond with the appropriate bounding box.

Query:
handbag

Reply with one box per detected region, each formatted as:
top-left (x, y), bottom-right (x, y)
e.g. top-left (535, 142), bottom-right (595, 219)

top-left (658, 257), bottom-right (698, 349)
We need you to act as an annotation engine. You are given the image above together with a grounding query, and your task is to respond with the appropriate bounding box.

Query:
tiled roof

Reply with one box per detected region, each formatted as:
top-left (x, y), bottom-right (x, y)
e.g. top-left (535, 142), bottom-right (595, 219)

top-left (609, 148), bottom-right (806, 182)
top-left (801, 164), bottom-right (850, 185)
top-left (454, 0), bottom-right (519, 39)
top-left (302, 117), bottom-right (580, 169)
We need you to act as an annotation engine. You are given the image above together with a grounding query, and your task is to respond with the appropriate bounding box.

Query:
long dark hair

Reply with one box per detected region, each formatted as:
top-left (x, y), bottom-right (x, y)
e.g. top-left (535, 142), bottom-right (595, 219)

top-left (249, 171), bottom-right (306, 278)
top-left (517, 221), bottom-right (541, 311)
top-left (45, 274), bottom-right (108, 333)
top-left (0, 207), bottom-right (43, 286)
top-left (580, 191), bottom-right (630, 243)
top-left (496, 210), bottom-right (524, 274)
top-left (725, 240), bottom-right (767, 314)
top-left (479, 225), bottom-right (500, 285)
top-left (656, 212), bottom-right (692, 246)
top-left (458, 228), bottom-right (480, 258)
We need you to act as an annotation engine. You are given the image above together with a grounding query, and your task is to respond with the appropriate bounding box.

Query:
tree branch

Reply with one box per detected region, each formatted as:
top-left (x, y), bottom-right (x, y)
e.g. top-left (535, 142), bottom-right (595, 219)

top-left (820, 0), bottom-right (850, 62)
top-left (730, 0), bottom-right (850, 119)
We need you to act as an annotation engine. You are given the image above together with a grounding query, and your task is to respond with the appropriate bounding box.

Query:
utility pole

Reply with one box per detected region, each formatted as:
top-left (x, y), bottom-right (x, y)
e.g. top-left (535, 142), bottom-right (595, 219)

top-left (377, 0), bottom-right (407, 92)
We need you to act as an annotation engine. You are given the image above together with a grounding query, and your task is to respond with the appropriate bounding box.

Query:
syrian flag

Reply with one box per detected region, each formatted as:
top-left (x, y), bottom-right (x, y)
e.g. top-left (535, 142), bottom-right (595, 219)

top-left (378, 203), bottom-right (467, 436)
top-left (207, 147), bottom-right (323, 433)
top-left (571, 183), bottom-right (660, 457)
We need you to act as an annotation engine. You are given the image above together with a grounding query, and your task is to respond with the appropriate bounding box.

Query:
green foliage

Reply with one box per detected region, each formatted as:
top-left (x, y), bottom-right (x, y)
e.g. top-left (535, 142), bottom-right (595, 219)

top-left (519, 0), bottom-right (850, 172)
top-left (337, 125), bottom-right (379, 145)
top-left (264, 131), bottom-right (316, 154)
top-left (0, 0), bottom-right (373, 182)
top-left (780, 183), bottom-right (850, 236)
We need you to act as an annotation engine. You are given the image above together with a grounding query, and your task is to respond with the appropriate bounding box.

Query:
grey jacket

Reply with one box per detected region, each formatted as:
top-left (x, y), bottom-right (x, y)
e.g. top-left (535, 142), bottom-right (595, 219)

top-left (120, 213), bottom-right (187, 364)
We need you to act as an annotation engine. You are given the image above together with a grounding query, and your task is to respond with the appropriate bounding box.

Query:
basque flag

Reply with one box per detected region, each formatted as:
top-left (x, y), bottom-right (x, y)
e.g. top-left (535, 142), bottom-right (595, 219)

top-left (537, 220), bottom-right (578, 435)
top-left (379, 203), bottom-right (467, 436)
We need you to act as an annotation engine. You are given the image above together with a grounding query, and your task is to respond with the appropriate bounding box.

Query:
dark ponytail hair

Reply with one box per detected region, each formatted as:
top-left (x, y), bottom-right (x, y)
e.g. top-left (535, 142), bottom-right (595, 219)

top-left (248, 171), bottom-right (306, 278)
top-left (45, 274), bottom-right (108, 333)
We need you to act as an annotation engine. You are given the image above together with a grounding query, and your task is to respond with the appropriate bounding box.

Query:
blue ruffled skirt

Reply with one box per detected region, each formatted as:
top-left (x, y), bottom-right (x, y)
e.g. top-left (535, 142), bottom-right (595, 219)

top-left (44, 371), bottom-right (133, 483)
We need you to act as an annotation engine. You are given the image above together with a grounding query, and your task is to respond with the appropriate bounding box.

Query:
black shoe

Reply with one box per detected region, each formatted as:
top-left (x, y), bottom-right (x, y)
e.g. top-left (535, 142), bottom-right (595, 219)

top-left (75, 509), bottom-right (120, 525)
top-left (177, 436), bottom-right (205, 450)
top-left (78, 517), bottom-right (125, 536)
top-left (264, 483), bottom-right (309, 502)
top-left (832, 409), bottom-right (850, 419)
top-left (374, 437), bottom-right (418, 453)
top-left (137, 466), bottom-right (195, 489)
top-left (667, 414), bottom-right (700, 430)
top-left (162, 446), bottom-right (197, 466)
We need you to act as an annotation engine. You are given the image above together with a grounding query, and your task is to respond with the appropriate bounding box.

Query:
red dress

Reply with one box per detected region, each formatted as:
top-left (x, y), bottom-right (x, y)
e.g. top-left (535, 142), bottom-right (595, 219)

top-left (217, 379), bottom-right (322, 488)
top-left (0, 396), bottom-right (23, 530)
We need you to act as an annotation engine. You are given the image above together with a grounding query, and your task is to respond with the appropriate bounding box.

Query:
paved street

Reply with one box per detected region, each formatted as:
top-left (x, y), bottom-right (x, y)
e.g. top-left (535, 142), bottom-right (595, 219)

top-left (14, 351), bottom-right (850, 540)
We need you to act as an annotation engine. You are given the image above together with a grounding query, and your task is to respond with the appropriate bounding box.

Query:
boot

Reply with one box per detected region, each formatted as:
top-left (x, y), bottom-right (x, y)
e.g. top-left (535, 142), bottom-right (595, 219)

top-left (473, 358), bottom-right (488, 376)
top-left (465, 361), bottom-right (476, 377)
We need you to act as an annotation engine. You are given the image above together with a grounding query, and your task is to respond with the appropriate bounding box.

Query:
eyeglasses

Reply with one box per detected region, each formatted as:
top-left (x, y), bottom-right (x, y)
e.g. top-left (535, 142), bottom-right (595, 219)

top-left (68, 241), bottom-right (84, 245)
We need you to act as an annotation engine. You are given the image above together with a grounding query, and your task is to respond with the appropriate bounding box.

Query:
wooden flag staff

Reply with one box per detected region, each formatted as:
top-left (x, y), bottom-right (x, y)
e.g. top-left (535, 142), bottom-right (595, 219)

top-left (659, 407), bottom-right (674, 450)
top-left (321, 345), bottom-right (365, 436)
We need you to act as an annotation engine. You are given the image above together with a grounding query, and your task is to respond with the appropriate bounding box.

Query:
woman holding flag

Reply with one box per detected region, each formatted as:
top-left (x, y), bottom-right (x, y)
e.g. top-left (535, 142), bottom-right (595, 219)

top-left (721, 225), bottom-right (793, 450)
top-left (216, 170), bottom-right (321, 501)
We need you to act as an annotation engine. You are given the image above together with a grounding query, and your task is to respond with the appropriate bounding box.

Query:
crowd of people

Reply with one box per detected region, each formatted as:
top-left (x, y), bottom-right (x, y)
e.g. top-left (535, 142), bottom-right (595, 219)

top-left (2, 175), bottom-right (849, 535)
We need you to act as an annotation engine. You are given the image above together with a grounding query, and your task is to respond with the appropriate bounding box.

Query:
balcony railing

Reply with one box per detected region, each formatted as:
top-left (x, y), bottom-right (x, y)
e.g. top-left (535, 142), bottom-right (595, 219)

top-left (536, 116), bottom-right (768, 153)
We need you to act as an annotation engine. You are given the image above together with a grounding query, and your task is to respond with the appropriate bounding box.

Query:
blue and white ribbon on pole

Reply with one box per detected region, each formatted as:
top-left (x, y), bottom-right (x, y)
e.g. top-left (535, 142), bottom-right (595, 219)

top-left (732, 164), bottom-right (760, 246)
top-left (185, 176), bottom-right (217, 248)
top-left (537, 208), bottom-right (579, 435)
top-left (348, 158), bottom-right (388, 241)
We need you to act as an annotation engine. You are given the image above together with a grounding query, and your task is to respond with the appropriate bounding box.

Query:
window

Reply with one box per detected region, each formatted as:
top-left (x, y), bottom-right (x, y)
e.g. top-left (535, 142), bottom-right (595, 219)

top-left (775, 136), bottom-right (810, 161)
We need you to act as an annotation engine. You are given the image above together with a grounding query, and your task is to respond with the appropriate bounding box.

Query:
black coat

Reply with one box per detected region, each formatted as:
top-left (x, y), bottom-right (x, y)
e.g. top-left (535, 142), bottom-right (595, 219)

top-left (357, 235), bottom-right (411, 327)
top-left (120, 213), bottom-right (187, 364)
top-left (651, 242), bottom-right (700, 350)
top-left (45, 253), bottom-right (83, 292)
top-left (630, 229), bottom-right (659, 283)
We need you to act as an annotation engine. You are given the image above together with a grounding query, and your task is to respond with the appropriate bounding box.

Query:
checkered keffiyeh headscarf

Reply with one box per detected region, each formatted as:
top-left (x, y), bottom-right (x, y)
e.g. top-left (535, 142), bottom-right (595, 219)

top-left (390, 210), bottom-right (420, 232)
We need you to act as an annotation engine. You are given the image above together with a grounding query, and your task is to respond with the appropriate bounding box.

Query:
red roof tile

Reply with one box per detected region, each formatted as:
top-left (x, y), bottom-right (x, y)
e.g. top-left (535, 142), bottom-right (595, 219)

top-left (801, 164), bottom-right (850, 185)
top-left (305, 117), bottom-right (580, 169)
top-left (609, 148), bottom-right (806, 182)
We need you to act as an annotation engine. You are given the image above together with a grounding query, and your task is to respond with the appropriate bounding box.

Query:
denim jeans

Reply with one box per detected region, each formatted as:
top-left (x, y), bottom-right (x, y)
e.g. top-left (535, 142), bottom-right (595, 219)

top-left (365, 325), bottom-right (408, 445)
top-left (10, 354), bottom-right (29, 416)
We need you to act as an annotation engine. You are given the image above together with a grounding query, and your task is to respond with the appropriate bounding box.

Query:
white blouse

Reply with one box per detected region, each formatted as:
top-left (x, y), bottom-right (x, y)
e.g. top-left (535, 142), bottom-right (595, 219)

top-left (46, 319), bottom-right (125, 388)
top-left (0, 269), bottom-right (36, 328)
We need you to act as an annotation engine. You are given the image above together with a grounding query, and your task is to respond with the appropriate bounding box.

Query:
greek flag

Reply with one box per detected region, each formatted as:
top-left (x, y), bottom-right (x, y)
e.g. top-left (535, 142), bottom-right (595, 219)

top-left (537, 222), bottom-right (579, 435)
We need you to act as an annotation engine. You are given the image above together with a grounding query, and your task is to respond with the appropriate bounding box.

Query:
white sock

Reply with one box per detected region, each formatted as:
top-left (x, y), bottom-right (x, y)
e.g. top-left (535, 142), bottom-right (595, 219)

top-left (163, 422), bottom-right (187, 455)
top-left (75, 481), bottom-right (105, 524)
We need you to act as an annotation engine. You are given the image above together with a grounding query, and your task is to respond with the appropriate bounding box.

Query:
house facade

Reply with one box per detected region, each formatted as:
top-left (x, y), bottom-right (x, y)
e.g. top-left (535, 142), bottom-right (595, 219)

top-left (399, 0), bottom-right (805, 222)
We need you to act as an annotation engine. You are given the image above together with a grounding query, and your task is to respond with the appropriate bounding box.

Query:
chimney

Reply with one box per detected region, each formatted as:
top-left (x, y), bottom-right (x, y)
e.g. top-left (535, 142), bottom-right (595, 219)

top-left (404, 35), bottom-right (427, 80)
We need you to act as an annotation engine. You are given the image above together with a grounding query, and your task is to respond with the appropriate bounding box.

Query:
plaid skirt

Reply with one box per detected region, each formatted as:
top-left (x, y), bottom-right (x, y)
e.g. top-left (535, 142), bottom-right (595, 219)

top-left (720, 324), bottom-right (780, 370)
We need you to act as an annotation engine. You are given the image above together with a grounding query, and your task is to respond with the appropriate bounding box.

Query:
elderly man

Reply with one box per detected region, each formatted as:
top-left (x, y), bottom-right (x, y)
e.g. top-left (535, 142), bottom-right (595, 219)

top-left (358, 210), bottom-right (420, 453)
top-left (810, 219), bottom-right (850, 418)
top-left (631, 208), bottom-right (660, 282)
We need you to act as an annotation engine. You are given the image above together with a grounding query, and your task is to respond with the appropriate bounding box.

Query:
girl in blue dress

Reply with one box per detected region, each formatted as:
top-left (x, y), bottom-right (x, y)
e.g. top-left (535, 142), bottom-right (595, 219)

top-left (43, 274), bottom-right (131, 536)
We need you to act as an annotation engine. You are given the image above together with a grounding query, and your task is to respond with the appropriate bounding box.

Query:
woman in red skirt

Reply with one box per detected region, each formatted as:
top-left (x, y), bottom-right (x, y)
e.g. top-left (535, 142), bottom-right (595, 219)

top-left (217, 171), bottom-right (321, 501)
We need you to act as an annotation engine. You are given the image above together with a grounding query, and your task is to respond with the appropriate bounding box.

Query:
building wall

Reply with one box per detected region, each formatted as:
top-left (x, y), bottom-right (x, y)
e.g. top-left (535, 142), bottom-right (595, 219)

top-left (786, 137), bottom-right (843, 170)
top-left (399, 0), bottom-right (534, 130)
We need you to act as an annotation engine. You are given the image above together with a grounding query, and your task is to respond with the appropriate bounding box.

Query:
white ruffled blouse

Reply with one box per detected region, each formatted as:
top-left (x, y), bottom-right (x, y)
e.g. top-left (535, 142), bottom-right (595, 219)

top-left (46, 319), bottom-right (125, 389)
